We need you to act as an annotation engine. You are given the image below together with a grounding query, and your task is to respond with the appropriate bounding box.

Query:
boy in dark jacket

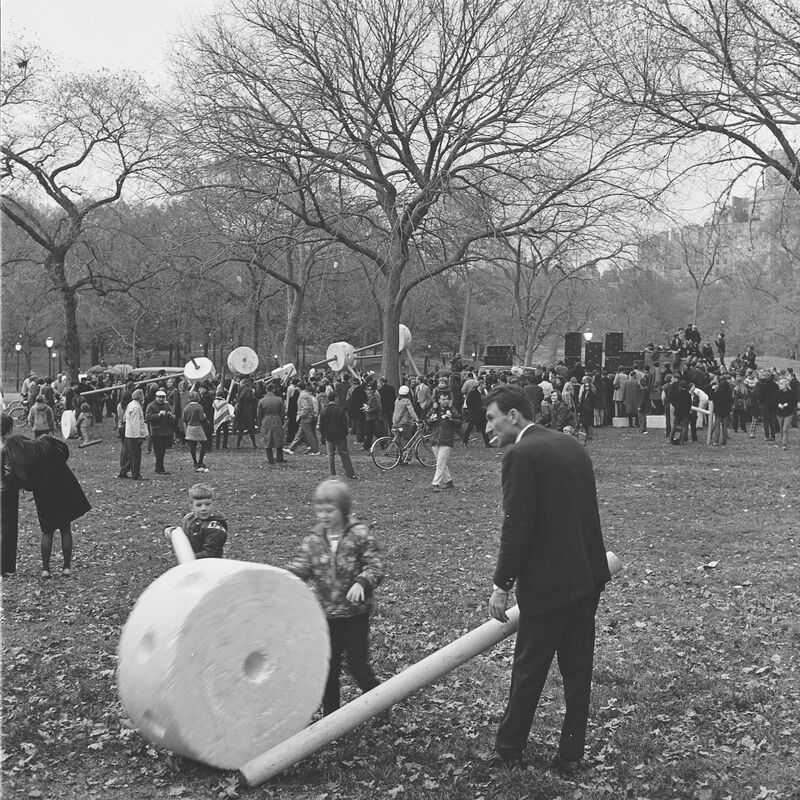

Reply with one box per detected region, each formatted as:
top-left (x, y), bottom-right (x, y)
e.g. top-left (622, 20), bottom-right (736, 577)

top-left (168, 483), bottom-right (227, 558)
top-left (319, 393), bottom-right (356, 479)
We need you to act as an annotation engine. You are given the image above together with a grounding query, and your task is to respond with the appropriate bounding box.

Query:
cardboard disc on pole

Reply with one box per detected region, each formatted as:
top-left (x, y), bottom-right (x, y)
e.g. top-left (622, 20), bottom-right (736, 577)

top-left (183, 357), bottom-right (215, 382)
top-left (61, 409), bottom-right (77, 439)
top-left (398, 324), bottom-right (412, 352)
top-left (325, 342), bottom-right (355, 372)
top-left (227, 347), bottom-right (259, 376)
top-left (117, 560), bottom-right (330, 770)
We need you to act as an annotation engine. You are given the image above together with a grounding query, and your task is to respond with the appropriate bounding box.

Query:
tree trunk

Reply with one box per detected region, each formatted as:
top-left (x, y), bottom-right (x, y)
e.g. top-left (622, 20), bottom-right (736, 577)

top-left (46, 253), bottom-right (82, 379)
top-left (458, 280), bottom-right (471, 358)
top-left (283, 285), bottom-right (304, 367)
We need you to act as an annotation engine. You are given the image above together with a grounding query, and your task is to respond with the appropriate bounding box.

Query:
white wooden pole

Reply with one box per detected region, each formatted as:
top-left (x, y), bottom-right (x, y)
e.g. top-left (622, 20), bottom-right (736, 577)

top-left (241, 551), bottom-right (623, 785)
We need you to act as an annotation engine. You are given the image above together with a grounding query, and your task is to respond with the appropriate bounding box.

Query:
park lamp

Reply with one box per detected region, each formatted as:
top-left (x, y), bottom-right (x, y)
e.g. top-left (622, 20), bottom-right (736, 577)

top-left (583, 331), bottom-right (593, 342)
top-left (15, 341), bottom-right (22, 353)
top-left (45, 335), bottom-right (54, 349)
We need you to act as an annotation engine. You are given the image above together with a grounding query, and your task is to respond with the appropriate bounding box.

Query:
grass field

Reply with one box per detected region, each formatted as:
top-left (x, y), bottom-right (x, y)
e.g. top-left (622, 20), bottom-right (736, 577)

top-left (2, 422), bottom-right (799, 800)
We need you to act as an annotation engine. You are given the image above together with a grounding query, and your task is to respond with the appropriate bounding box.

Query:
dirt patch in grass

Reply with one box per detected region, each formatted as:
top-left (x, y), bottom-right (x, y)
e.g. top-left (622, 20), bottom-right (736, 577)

top-left (2, 425), bottom-right (799, 799)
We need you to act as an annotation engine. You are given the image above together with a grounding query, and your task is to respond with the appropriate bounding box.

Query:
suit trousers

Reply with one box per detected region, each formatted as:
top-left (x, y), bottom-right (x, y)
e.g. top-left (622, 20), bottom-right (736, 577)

top-left (122, 437), bottom-right (143, 478)
top-left (495, 588), bottom-right (601, 761)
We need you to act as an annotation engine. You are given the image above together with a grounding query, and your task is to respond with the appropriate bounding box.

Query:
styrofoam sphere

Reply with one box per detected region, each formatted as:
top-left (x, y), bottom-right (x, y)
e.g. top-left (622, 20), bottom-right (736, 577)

top-left (117, 560), bottom-right (329, 769)
top-left (326, 342), bottom-right (355, 372)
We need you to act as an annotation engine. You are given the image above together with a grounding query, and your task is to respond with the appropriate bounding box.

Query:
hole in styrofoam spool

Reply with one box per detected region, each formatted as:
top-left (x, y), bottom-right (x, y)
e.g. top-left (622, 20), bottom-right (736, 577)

top-left (243, 651), bottom-right (275, 683)
top-left (138, 630), bottom-right (157, 663)
top-left (142, 709), bottom-right (166, 740)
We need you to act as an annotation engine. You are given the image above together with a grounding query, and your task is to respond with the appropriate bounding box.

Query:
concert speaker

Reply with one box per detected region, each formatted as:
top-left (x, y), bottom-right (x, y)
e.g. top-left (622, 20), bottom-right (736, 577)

top-left (564, 332), bottom-right (582, 361)
top-left (585, 341), bottom-right (603, 372)
top-left (604, 356), bottom-right (620, 373)
top-left (620, 350), bottom-right (642, 369)
top-left (605, 332), bottom-right (624, 358)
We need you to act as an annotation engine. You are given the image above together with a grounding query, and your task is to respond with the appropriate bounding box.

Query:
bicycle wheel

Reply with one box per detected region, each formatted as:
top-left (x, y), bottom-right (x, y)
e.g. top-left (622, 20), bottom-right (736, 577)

top-left (370, 437), bottom-right (402, 470)
top-left (415, 435), bottom-right (436, 467)
top-left (8, 402), bottom-right (28, 427)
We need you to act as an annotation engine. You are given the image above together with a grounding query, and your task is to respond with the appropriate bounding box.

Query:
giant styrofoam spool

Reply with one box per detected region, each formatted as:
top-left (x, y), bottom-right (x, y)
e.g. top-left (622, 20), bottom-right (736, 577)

top-left (61, 409), bottom-right (78, 439)
top-left (227, 347), bottom-right (259, 376)
top-left (271, 363), bottom-right (297, 382)
top-left (398, 324), bottom-right (412, 352)
top-left (117, 560), bottom-right (330, 769)
top-left (183, 357), bottom-right (216, 382)
top-left (325, 342), bottom-right (355, 372)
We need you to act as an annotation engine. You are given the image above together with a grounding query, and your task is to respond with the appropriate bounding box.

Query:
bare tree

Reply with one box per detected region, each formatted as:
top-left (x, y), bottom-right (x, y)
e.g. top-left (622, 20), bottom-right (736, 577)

top-left (1, 45), bottom-right (170, 376)
top-left (594, 0), bottom-right (800, 194)
top-left (177, 0), bottom-right (651, 381)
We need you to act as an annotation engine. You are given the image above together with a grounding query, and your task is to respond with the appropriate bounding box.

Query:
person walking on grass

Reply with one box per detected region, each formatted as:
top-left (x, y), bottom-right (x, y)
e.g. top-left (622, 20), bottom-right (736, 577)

top-left (256, 384), bottom-right (286, 465)
top-left (183, 391), bottom-right (210, 472)
top-left (472, 384), bottom-right (610, 775)
top-left (319, 393), bottom-right (357, 479)
top-left (775, 378), bottom-right (795, 451)
top-left (287, 382), bottom-right (320, 455)
top-left (3, 433), bottom-right (91, 578)
top-left (120, 389), bottom-right (147, 479)
top-left (426, 389), bottom-right (461, 491)
top-left (145, 389), bottom-right (175, 474)
top-left (27, 395), bottom-right (55, 438)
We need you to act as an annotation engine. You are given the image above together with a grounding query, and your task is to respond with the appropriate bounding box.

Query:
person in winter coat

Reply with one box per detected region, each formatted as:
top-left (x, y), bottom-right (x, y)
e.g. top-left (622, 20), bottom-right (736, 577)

top-left (27, 395), bottom-right (55, 438)
top-left (234, 378), bottom-right (258, 448)
top-left (121, 389), bottom-right (148, 479)
top-left (775, 377), bottom-right (795, 451)
top-left (256, 384), bottom-right (286, 465)
top-left (361, 384), bottom-right (383, 450)
top-left (670, 381), bottom-right (693, 444)
top-left (182, 391), bottom-right (209, 471)
top-left (621, 371), bottom-right (643, 427)
top-left (708, 375), bottom-right (733, 446)
top-left (577, 376), bottom-right (596, 440)
top-left (3, 433), bottom-right (90, 578)
top-left (287, 383), bottom-right (320, 454)
top-left (426, 390), bottom-right (462, 491)
top-left (287, 479), bottom-right (384, 715)
top-left (463, 379), bottom-right (492, 446)
top-left (319, 393), bottom-right (356, 479)
top-left (751, 371), bottom-right (778, 441)
top-left (612, 368), bottom-right (626, 417)
top-left (392, 385), bottom-right (419, 445)
top-left (145, 390), bottom-right (175, 474)
top-left (539, 391), bottom-right (574, 432)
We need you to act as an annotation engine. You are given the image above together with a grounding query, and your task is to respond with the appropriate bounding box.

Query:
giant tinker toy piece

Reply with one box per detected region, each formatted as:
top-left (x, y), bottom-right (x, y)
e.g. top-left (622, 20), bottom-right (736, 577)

top-left (312, 324), bottom-right (421, 377)
top-left (117, 531), bottom-right (622, 782)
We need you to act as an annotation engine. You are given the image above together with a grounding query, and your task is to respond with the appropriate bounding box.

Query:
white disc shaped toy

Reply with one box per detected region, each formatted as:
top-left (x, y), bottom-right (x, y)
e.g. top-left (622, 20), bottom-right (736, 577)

top-left (60, 409), bottom-right (77, 439)
top-left (325, 342), bottom-right (356, 372)
top-left (398, 324), bottom-right (412, 352)
top-left (117, 560), bottom-right (330, 769)
top-left (183, 357), bottom-right (216, 383)
top-left (227, 347), bottom-right (259, 376)
top-left (271, 363), bottom-right (297, 382)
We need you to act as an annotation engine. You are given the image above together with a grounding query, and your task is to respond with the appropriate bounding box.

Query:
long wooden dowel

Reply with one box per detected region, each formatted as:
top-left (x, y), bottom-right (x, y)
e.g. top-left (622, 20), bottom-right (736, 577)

top-left (241, 552), bottom-right (623, 786)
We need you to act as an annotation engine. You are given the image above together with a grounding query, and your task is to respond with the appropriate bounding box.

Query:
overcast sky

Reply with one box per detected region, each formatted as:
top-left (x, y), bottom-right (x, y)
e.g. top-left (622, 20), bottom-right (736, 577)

top-left (4, 0), bottom-right (217, 80)
top-left (4, 0), bottom-right (737, 220)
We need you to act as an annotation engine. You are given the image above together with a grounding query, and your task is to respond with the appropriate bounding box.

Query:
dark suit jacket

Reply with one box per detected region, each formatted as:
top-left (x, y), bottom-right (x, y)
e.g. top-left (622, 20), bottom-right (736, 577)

top-left (493, 425), bottom-right (610, 615)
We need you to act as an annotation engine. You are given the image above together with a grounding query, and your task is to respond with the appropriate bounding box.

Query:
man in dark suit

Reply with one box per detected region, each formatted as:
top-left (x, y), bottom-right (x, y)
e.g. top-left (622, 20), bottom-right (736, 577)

top-left (476, 384), bottom-right (610, 774)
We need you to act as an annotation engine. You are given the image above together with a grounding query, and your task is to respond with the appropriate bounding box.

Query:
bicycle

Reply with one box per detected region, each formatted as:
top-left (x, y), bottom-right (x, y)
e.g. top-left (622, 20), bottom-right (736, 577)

top-left (370, 422), bottom-right (435, 470)
top-left (6, 400), bottom-right (29, 428)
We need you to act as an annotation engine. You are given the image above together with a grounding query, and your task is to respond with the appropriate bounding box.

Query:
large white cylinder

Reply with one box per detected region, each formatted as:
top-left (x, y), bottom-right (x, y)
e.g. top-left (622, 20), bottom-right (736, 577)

top-left (117, 561), bottom-right (329, 770)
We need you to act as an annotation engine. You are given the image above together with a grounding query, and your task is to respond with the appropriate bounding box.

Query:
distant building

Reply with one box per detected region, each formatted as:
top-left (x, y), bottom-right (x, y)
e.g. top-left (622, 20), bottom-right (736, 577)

top-left (638, 159), bottom-right (799, 283)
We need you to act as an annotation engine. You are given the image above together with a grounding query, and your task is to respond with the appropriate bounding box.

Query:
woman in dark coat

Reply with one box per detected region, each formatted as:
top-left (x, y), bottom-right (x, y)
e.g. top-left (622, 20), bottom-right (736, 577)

top-left (3, 434), bottom-right (91, 578)
top-left (234, 378), bottom-right (258, 448)
top-left (1, 414), bottom-right (21, 577)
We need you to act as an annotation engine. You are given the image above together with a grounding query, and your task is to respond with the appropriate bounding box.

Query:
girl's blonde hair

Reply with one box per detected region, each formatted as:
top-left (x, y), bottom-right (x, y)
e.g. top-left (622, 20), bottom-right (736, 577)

top-left (313, 478), bottom-right (352, 517)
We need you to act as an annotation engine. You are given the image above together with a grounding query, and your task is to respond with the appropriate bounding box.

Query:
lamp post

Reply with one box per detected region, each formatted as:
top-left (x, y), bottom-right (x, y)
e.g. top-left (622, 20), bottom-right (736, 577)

top-left (15, 340), bottom-right (22, 391)
top-left (45, 336), bottom-right (54, 376)
top-left (583, 331), bottom-right (593, 366)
